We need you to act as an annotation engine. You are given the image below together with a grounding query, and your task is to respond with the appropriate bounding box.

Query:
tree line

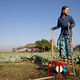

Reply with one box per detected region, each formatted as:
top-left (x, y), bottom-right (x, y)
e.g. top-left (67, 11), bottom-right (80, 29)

top-left (12, 39), bottom-right (57, 52)
top-left (35, 39), bottom-right (57, 52)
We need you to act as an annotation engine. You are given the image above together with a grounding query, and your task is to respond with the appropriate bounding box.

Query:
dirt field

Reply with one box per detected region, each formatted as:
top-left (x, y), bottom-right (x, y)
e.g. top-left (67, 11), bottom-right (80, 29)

top-left (0, 61), bottom-right (48, 80)
top-left (0, 61), bottom-right (80, 80)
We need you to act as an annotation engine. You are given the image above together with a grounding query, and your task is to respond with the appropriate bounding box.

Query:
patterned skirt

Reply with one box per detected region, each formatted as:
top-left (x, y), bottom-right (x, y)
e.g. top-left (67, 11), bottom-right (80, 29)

top-left (57, 34), bottom-right (73, 59)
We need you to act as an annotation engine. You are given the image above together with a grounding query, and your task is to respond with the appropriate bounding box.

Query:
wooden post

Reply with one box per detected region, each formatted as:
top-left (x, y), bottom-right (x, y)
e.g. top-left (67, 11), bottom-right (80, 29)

top-left (52, 31), bottom-right (54, 60)
top-left (68, 26), bottom-right (76, 77)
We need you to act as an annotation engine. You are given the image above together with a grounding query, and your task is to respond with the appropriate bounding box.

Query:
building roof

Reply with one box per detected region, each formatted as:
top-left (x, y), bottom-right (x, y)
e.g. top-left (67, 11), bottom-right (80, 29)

top-left (17, 44), bottom-right (37, 49)
top-left (25, 44), bottom-right (37, 48)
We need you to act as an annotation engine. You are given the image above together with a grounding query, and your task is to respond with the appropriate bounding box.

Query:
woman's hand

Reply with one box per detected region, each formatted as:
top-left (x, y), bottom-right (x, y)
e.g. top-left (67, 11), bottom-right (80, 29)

top-left (67, 23), bottom-right (72, 28)
top-left (50, 28), bottom-right (53, 31)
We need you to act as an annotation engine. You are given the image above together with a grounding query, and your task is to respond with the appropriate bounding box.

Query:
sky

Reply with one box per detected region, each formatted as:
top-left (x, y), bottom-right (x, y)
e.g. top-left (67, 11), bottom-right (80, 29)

top-left (0, 0), bottom-right (80, 52)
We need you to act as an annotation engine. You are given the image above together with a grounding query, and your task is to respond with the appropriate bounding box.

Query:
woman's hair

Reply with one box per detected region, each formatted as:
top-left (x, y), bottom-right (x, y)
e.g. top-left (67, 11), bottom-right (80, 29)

top-left (61, 6), bottom-right (69, 16)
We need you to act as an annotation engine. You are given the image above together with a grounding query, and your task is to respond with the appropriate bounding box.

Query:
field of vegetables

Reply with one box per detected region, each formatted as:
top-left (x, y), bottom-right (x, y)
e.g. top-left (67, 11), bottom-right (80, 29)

top-left (0, 52), bottom-right (57, 64)
top-left (0, 52), bottom-right (80, 64)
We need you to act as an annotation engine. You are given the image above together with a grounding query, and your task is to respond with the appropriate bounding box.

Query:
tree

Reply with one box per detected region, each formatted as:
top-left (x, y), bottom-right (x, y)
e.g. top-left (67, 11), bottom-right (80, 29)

top-left (35, 39), bottom-right (56, 52)
top-left (36, 40), bottom-right (43, 52)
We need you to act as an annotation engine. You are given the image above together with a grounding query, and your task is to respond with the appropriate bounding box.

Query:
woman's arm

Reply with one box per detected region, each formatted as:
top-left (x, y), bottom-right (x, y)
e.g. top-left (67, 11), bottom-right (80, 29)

top-left (70, 16), bottom-right (75, 28)
top-left (51, 18), bottom-right (61, 31)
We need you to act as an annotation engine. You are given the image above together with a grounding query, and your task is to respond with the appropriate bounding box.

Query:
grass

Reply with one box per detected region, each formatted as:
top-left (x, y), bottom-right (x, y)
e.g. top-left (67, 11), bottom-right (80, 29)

top-left (0, 62), bottom-right (48, 80)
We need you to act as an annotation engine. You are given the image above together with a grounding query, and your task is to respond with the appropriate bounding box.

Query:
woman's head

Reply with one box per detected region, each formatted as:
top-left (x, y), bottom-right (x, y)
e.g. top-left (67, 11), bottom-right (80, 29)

top-left (61, 6), bottom-right (69, 16)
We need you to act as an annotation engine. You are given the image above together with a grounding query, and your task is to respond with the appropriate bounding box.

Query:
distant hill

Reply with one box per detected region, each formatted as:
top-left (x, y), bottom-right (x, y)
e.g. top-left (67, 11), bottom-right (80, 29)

top-left (73, 45), bottom-right (80, 52)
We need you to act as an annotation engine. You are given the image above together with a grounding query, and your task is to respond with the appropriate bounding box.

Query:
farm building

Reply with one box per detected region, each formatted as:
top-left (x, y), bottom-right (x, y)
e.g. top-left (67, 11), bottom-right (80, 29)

top-left (15, 44), bottom-right (37, 52)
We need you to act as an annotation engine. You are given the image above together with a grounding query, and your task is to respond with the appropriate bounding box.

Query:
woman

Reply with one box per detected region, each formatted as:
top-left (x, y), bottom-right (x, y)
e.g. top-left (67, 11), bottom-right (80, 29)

top-left (51, 6), bottom-right (75, 59)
